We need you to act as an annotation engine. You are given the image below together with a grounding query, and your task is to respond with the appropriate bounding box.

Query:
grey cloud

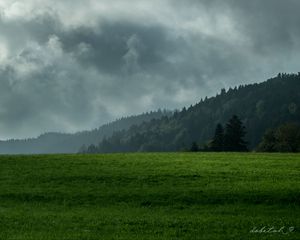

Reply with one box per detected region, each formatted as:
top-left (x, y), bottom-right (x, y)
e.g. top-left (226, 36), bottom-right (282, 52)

top-left (58, 22), bottom-right (176, 74)
top-left (0, 0), bottom-right (300, 139)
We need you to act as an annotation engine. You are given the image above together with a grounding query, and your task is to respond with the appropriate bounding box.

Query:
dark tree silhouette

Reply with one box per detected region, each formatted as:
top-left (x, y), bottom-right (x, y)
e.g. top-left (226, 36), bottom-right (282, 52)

top-left (224, 115), bottom-right (248, 152)
top-left (257, 129), bottom-right (277, 152)
top-left (210, 124), bottom-right (224, 152)
top-left (80, 73), bottom-right (300, 154)
top-left (190, 142), bottom-right (199, 152)
top-left (258, 123), bottom-right (300, 152)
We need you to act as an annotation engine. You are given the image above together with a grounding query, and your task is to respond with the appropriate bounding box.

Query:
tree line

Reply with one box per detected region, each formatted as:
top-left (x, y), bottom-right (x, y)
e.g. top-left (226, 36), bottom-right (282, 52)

top-left (82, 116), bottom-right (300, 154)
top-left (189, 115), bottom-right (300, 153)
top-left (190, 115), bottom-right (248, 152)
top-left (257, 123), bottom-right (300, 152)
top-left (80, 73), bottom-right (300, 154)
top-left (0, 109), bottom-right (171, 154)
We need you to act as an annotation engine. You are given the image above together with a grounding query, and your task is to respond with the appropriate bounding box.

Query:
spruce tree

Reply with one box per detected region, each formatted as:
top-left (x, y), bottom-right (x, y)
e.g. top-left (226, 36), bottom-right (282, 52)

top-left (210, 124), bottom-right (224, 151)
top-left (224, 115), bottom-right (248, 152)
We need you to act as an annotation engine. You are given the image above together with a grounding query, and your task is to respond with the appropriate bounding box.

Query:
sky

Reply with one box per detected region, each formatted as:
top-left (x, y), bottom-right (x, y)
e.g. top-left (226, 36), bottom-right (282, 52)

top-left (0, 0), bottom-right (300, 139)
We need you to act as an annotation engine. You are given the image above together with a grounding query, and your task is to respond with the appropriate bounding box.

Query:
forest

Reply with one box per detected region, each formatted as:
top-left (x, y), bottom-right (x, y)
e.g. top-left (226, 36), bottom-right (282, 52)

top-left (82, 73), bottom-right (300, 153)
top-left (0, 110), bottom-right (171, 154)
top-left (0, 73), bottom-right (299, 154)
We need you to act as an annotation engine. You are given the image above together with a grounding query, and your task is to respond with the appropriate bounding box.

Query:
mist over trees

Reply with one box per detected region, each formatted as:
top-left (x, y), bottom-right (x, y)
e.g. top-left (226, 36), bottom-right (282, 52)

top-left (0, 73), bottom-right (299, 154)
top-left (0, 110), bottom-right (172, 154)
top-left (82, 73), bottom-right (300, 153)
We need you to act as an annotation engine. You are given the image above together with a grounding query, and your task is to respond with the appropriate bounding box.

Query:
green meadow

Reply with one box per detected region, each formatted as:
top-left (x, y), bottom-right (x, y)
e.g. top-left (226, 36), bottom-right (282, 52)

top-left (0, 153), bottom-right (299, 240)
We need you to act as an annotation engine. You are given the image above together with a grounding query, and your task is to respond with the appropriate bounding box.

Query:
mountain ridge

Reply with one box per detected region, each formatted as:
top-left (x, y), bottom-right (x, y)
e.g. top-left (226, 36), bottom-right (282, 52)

top-left (85, 73), bottom-right (300, 153)
top-left (0, 110), bottom-right (172, 154)
top-left (1, 73), bottom-right (299, 154)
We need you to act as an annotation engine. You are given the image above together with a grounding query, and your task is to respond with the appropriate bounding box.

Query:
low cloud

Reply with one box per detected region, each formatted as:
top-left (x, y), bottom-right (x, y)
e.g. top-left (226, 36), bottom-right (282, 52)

top-left (0, 0), bottom-right (299, 139)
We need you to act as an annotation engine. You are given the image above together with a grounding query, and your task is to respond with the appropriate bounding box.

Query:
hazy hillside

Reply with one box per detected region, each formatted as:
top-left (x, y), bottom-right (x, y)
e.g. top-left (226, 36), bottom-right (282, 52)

top-left (1, 73), bottom-right (299, 154)
top-left (0, 110), bottom-right (171, 154)
top-left (88, 73), bottom-right (300, 153)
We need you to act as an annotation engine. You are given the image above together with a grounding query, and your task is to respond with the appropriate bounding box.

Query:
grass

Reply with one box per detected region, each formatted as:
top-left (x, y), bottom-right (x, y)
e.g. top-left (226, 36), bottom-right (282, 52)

top-left (0, 152), bottom-right (299, 239)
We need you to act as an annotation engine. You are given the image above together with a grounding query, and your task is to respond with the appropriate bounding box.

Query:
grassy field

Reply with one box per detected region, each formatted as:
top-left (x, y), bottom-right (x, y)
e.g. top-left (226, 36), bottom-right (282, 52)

top-left (0, 153), bottom-right (299, 240)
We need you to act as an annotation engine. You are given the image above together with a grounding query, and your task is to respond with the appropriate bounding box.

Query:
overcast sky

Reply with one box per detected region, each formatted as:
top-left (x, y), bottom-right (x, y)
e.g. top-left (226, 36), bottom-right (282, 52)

top-left (0, 0), bottom-right (300, 139)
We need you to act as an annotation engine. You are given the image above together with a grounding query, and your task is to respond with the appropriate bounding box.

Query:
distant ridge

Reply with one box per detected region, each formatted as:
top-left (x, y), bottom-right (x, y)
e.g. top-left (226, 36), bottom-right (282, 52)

top-left (84, 73), bottom-right (300, 153)
top-left (0, 110), bottom-right (172, 154)
top-left (1, 73), bottom-right (300, 154)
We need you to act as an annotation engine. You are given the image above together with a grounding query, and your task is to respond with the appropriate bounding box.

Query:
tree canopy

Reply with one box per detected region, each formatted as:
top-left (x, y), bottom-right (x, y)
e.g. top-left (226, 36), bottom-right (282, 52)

top-left (81, 73), bottom-right (300, 154)
top-left (224, 115), bottom-right (248, 152)
top-left (258, 123), bottom-right (300, 152)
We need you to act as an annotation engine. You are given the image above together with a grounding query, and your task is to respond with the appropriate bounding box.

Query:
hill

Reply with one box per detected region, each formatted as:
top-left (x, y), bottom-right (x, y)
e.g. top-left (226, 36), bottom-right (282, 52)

top-left (88, 73), bottom-right (300, 153)
top-left (0, 110), bottom-right (171, 154)
top-left (1, 73), bottom-right (299, 154)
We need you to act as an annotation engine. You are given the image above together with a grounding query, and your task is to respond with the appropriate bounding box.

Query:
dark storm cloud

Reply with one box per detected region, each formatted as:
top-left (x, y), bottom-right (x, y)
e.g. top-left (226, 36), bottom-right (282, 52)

top-left (59, 22), bottom-right (174, 74)
top-left (0, 0), bottom-right (299, 139)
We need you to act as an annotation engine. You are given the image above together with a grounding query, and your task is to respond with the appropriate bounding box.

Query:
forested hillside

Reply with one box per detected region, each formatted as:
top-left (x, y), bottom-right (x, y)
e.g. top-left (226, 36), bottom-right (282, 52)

top-left (85, 73), bottom-right (300, 153)
top-left (0, 110), bottom-right (171, 154)
top-left (1, 73), bottom-right (299, 154)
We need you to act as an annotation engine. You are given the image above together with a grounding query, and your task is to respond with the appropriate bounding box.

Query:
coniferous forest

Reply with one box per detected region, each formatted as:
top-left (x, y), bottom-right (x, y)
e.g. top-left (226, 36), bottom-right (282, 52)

top-left (0, 110), bottom-right (172, 154)
top-left (0, 73), bottom-right (299, 154)
top-left (82, 73), bottom-right (300, 153)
